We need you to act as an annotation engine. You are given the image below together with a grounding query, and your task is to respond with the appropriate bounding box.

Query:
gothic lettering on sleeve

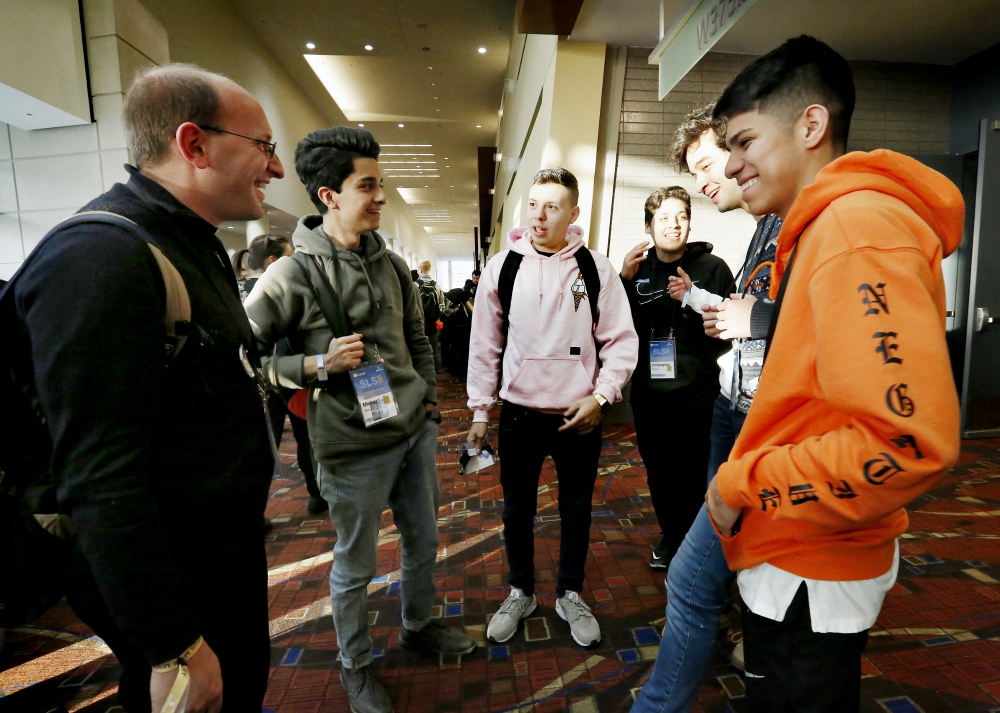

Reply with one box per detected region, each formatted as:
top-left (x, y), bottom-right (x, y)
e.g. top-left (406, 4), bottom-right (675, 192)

top-left (789, 483), bottom-right (819, 506)
top-left (886, 383), bottom-right (915, 418)
top-left (890, 434), bottom-right (925, 460)
top-left (873, 332), bottom-right (903, 365)
top-left (827, 480), bottom-right (858, 499)
top-left (864, 452), bottom-right (906, 485)
top-left (859, 283), bottom-right (889, 316)
top-left (759, 488), bottom-right (781, 511)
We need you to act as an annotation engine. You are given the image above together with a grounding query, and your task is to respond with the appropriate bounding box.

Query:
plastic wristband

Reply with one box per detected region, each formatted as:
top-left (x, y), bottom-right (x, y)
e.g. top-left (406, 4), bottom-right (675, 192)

top-left (316, 354), bottom-right (328, 381)
top-left (151, 635), bottom-right (204, 673)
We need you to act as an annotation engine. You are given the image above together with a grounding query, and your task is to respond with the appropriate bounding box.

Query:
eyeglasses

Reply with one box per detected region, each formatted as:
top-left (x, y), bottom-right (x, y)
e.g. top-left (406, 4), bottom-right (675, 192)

top-left (198, 125), bottom-right (277, 159)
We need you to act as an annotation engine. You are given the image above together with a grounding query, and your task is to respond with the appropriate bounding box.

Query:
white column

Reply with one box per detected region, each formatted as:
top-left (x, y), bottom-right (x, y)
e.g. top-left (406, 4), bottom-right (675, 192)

top-left (246, 217), bottom-right (268, 246)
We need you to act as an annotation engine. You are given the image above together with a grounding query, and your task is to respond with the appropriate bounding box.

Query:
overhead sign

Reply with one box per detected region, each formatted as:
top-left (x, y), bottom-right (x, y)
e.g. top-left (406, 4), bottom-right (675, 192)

top-left (649, 0), bottom-right (759, 100)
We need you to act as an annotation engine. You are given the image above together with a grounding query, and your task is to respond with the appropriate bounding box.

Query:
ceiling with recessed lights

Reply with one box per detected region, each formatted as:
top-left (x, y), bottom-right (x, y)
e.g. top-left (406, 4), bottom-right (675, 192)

top-left (226, 0), bottom-right (516, 259)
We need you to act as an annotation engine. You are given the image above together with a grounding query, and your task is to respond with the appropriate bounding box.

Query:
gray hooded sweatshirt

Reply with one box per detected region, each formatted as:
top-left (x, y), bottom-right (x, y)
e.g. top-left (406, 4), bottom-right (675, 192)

top-left (245, 215), bottom-right (436, 460)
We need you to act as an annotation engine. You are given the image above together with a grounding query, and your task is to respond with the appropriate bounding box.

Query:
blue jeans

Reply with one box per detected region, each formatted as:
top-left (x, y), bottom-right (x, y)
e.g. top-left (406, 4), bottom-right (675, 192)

top-left (631, 394), bottom-right (746, 713)
top-left (317, 420), bottom-right (441, 669)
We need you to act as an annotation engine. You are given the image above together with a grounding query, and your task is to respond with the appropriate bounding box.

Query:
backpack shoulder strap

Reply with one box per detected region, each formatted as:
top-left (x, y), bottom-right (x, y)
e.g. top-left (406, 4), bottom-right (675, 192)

top-left (573, 247), bottom-right (601, 326)
top-left (498, 251), bottom-right (524, 330)
top-left (55, 211), bottom-right (192, 359)
top-left (762, 246), bottom-right (797, 365)
top-left (290, 251), bottom-right (350, 339)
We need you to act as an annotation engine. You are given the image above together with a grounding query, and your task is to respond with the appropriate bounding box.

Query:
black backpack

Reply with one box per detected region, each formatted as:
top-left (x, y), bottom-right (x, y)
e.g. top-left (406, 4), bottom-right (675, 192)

top-left (418, 279), bottom-right (442, 332)
top-left (495, 247), bottom-right (602, 385)
top-left (0, 212), bottom-right (190, 627)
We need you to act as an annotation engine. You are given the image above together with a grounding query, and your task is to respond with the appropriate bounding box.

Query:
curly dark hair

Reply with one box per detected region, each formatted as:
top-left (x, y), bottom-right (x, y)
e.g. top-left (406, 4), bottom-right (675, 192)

top-left (644, 186), bottom-right (691, 226)
top-left (295, 127), bottom-right (380, 213)
top-left (669, 102), bottom-right (727, 174)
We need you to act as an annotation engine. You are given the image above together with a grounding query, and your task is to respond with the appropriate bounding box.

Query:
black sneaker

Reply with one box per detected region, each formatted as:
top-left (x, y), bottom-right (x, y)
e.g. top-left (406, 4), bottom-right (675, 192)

top-left (340, 664), bottom-right (394, 713)
top-left (649, 542), bottom-right (670, 571)
top-left (307, 495), bottom-right (328, 515)
top-left (399, 620), bottom-right (476, 656)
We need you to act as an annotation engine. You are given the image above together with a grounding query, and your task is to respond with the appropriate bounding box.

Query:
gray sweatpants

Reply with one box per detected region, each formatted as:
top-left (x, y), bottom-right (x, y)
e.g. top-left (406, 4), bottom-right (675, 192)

top-left (317, 420), bottom-right (440, 669)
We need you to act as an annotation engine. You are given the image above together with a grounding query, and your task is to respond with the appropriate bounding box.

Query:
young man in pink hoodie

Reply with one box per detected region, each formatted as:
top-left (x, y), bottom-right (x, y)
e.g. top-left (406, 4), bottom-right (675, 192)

top-left (466, 168), bottom-right (638, 647)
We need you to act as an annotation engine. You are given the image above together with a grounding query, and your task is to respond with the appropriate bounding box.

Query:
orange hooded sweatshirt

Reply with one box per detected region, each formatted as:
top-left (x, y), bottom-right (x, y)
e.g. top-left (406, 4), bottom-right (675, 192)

top-left (715, 149), bottom-right (964, 581)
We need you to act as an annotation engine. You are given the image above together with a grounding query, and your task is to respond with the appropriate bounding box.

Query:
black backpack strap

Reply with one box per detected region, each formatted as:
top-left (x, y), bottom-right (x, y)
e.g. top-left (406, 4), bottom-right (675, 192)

top-left (572, 247), bottom-right (602, 326)
top-left (498, 251), bottom-right (524, 331)
top-left (291, 252), bottom-right (351, 339)
top-left (762, 246), bottom-right (797, 365)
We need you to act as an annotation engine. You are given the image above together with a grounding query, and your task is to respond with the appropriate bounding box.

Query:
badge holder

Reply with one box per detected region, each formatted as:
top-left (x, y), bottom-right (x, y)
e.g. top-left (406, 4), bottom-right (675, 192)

top-left (349, 359), bottom-right (399, 427)
top-left (649, 328), bottom-right (677, 380)
top-left (460, 442), bottom-right (496, 475)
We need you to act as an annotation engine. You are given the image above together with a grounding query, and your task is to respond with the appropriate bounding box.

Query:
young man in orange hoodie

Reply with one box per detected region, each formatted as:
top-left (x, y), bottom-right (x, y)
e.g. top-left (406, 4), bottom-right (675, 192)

top-left (701, 36), bottom-right (963, 710)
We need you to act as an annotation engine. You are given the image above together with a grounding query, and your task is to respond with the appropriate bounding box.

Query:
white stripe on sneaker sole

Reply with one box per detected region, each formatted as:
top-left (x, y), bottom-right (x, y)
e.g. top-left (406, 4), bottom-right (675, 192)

top-left (488, 598), bottom-right (537, 643)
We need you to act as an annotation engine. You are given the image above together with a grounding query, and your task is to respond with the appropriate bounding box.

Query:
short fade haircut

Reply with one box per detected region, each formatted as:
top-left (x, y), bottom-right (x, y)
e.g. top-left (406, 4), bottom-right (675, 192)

top-left (644, 186), bottom-right (691, 226)
top-left (123, 63), bottom-right (225, 168)
top-left (714, 35), bottom-right (855, 151)
top-left (295, 127), bottom-right (381, 213)
top-left (247, 234), bottom-right (291, 271)
top-left (533, 167), bottom-right (579, 206)
top-left (670, 102), bottom-right (727, 173)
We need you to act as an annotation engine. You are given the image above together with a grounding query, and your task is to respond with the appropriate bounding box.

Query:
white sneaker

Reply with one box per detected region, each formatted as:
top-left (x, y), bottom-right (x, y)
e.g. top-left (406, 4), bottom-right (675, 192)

top-left (487, 587), bottom-right (537, 643)
top-left (555, 591), bottom-right (601, 647)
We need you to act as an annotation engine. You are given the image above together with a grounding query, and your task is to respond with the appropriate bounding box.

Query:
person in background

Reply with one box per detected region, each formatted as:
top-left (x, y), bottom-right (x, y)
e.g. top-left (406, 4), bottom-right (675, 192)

top-left (245, 126), bottom-right (475, 713)
top-left (231, 247), bottom-right (249, 281)
top-left (463, 269), bottom-right (481, 299)
top-left (620, 187), bottom-right (734, 571)
top-left (417, 260), bottom-right (445, 371)
top-left (441, 286), bottom-right (473, 379)
top-left (6, 63), bottom-right (285, 712)
top-left (705, 36), bottom-right (961, 710)
top-left (238, 234), bottom-right (292, 301)
top-left (466, 168), bottom-right (637, 649)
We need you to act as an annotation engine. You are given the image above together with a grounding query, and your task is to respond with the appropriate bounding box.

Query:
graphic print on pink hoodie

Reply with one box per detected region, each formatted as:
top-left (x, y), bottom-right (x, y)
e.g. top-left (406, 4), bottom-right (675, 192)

top-left (467, 225), bottom-right (638, 423)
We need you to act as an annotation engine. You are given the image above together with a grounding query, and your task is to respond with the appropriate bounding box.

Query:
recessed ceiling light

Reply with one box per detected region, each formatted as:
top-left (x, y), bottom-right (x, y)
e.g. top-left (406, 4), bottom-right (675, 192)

top-left (364, 44), bottom-right (374, 51)
top-left (398, 123), bottom-right (405, 127)
top-left (425, 185), bottom-right (429, 188)
top-left (476, 124), bottom-right (482, 128)
top-left (450, 185), bottom-right (454, 188)
top-left (358, 123), bottom-right (365, 127)
top-left (228, 226), bottom-right (234, 229)
top-left (445, 165), bottom-right (450, 168)
top-left (436, 109), bottom-right (440, 112)
top-left (305, 42), bottom-right (315, 49)
top-left (444, 157), bottom-right (448, 159)
top-left (478, 47), bottom-right (487, 54)
top-left (428, 66), bottom-right (433, 70)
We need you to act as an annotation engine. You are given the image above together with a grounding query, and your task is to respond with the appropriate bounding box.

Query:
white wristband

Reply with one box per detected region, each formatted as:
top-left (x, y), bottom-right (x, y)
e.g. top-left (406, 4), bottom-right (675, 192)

top-left (315, 354), bottom-right (328, 381)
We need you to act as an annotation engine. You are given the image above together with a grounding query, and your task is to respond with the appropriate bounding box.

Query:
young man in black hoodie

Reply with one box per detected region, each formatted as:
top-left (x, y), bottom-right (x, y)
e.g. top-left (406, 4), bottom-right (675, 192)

top-left (620, 186), bottom-right (735, 569)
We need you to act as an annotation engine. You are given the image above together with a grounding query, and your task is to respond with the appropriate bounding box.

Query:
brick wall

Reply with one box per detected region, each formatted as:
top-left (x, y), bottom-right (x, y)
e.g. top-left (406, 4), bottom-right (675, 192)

top-left (606, 48), bottom-right (953, 274)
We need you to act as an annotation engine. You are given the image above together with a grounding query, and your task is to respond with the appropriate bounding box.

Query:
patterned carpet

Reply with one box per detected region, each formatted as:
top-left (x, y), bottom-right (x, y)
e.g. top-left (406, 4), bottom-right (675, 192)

top-left (4, 371), bottom-right (1000, 712)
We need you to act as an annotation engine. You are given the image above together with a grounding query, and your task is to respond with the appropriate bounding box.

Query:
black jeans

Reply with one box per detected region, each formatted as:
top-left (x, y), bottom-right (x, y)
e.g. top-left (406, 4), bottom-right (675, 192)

top-left (743, 583), bottom-right (869, 712)
top-left (498, 402), bottom-right (602, 597)
top-left (268, 391), bottom-right (319, 498)
top-left (631, 391), bottom-right (715, 557)
top-left (65, 513), bottom-right (270, 712)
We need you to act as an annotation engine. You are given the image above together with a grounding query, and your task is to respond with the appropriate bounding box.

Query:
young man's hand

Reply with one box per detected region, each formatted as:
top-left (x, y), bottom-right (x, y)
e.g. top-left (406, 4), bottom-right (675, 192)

top-left (715, 294), bottom-right (757, 340)
top-left (702, 302), bottom-right (724, 338)
top-left (150, 640), bottom-right (223, 713)
top-left (667, 266), bottom-right (693, 301)
top-left (620, 241), bottom-right (651, 281)
top-left (467, 422), bottom-right (488, 451)
top-left (705, 476), bottom-right (741, 537)
top-left (326, 333), bottom-right (365, 373)
top-left (559, 396), bottom-right (603, 434)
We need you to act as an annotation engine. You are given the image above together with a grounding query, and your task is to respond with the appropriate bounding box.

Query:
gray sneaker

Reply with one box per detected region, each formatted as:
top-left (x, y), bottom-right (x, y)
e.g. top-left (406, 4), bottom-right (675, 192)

top-left (487, 587), bottom-right (537, 643)
top-left (340, 664), bottom-right (394, 713)
top-left (556, 591), bottom-right (601, 647)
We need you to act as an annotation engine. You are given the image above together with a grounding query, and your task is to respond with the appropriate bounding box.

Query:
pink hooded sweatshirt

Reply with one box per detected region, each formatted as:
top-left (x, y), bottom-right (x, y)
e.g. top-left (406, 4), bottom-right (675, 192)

top-left (467, 225), bottom-right (638, 422)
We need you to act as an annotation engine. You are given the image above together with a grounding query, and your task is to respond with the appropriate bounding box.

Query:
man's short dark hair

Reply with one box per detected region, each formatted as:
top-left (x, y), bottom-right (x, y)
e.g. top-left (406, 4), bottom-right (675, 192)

top-left (670, 102), bottom-right (727, 173)
top-left (295, 127), bottom-right (380, 213)
top-left (533, 167), bottom-right (579, 206)
top-left (644, 186), bottom-right (691, 226)
top-left (714, 35), bottom-right (855, 151)
top-left (472, 269), bottom-right (481, 276)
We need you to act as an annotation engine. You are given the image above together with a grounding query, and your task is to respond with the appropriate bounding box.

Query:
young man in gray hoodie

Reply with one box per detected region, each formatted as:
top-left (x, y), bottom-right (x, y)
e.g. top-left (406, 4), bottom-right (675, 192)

top-left (245, 127), bottom-right (474, 713)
